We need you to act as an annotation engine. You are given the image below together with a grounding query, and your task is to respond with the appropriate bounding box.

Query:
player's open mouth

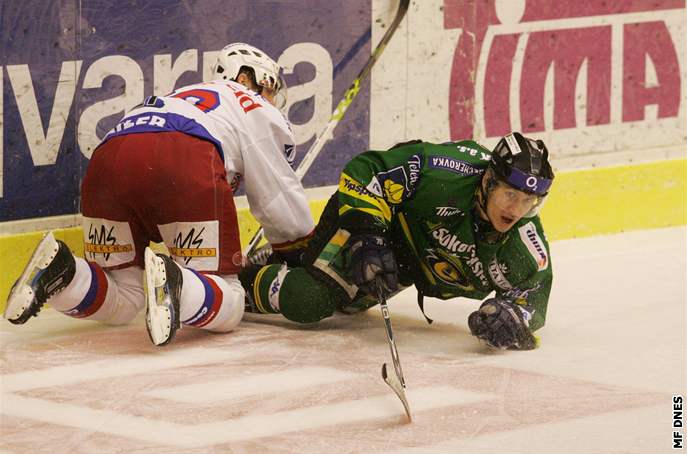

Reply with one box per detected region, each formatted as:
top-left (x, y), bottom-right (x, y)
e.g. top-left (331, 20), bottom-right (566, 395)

top-left (501, 215), bottom-right (514, 225)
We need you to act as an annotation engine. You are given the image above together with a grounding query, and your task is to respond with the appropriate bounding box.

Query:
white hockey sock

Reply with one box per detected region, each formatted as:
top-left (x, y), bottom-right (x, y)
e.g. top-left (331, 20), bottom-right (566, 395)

top-left (178, 267), bottom-right (244, 332)
top-left (49, 257), bottom-right (110, 317)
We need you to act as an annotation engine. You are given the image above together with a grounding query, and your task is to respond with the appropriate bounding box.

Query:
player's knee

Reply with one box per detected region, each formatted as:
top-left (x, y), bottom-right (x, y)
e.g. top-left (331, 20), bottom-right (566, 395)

top-left (68, 266), bottom-right (143, 326)
top-left (278, 268), bottom-right (343, 324)
top-left (99, 268), bottom-right (145, 325)
top-left (100, 312), bottom-right (137, 326)
top-left (248, 264), bottom-right (347, 323)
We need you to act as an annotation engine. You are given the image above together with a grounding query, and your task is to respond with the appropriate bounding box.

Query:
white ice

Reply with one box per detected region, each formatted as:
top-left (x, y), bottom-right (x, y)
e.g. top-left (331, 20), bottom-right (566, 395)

top-left (1, 226), bottom-right (685, 453)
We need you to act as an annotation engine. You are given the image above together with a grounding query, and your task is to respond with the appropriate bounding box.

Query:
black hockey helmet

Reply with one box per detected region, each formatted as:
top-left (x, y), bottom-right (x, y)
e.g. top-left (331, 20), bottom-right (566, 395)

top-left (489, 132), bottom-right (554, 196)
top-left (476, 132), bottom-right (555, 221)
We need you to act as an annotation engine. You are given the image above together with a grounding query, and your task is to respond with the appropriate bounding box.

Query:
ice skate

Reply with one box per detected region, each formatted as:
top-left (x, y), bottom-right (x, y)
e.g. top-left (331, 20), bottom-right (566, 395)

top-left (237, 262), bottom-right (263, 314)
top-left (144, 248), bottom-right (182, 346)
top-left (4, 231), bottom-right (76, 325)
top-left (247, 243), bottom-right (274, 266)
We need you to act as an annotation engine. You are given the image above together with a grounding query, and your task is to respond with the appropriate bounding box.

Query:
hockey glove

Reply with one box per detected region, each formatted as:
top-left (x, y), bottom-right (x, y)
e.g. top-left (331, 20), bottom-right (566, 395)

top-left (348, 235), bottom-right (399, 295)
top-left (273, 248), bottom-right (307, 267)
top-left (468, 298), bottom-right (537, 350)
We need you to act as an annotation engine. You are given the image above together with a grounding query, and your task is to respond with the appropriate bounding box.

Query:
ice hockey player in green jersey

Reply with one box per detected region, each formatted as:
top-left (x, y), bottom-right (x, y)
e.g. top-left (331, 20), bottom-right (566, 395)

top-left (239, 132), bottom-right (555, 350)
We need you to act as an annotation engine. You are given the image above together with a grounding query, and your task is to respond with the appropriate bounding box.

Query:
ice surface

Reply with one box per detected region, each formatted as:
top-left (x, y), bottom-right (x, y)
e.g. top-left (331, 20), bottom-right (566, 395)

top-left (1, 226), bottom-right (685, 453)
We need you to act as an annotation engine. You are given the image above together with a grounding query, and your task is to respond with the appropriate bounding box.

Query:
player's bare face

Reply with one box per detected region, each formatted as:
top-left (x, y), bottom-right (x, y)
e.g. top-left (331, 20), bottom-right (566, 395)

top-left (486, 182), bottom-right (540, 232)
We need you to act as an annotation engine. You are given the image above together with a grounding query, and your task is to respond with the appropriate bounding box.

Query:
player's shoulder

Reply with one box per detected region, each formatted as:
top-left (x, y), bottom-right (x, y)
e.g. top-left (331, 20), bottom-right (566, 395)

top-left (216, 81), bottom-right (293, 135)
top-left (439, 140), bottom-right (491, 161)
top-left (420, 140), bottom-right (491, 177)
top-left (508, 217), bottom-right (551, 273)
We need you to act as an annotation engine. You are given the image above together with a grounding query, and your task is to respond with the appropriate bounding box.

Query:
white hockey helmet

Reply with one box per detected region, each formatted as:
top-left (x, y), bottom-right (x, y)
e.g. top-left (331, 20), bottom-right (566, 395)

top-left (212, 43), bottom-right (286, 105)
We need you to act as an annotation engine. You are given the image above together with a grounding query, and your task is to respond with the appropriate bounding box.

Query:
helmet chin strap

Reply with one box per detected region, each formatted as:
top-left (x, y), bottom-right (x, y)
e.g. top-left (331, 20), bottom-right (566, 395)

top-left (476, 172), bottom-right (497, 223)
top-left (474, 173), bottom-right (507, 243)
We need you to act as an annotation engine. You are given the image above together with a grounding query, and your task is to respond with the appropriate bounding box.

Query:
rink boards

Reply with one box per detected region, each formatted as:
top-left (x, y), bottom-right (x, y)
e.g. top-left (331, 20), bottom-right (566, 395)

top-left (1, 0), bottom-right (686, 310)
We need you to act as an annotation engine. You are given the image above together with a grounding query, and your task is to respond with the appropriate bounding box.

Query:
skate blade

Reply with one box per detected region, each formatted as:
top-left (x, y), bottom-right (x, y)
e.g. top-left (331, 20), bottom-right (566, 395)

top-left (144, 248), bottom-right (173, 346)
top-left (4, 232), bottom-right (59, 322)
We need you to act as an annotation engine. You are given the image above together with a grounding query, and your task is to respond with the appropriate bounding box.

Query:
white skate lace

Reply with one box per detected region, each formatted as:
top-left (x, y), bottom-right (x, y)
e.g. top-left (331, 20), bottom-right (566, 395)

top-left (248, 244), bottom-right (273, 266)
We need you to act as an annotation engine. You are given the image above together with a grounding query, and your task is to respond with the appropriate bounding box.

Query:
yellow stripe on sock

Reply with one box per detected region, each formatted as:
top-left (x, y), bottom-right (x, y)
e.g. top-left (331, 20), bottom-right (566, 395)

top-left (252, 266), bottom-right (272, 314)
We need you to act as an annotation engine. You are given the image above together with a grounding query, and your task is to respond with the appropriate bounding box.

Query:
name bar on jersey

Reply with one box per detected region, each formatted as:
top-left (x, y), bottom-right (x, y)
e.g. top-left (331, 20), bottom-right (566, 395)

top-left (101, 112), bottom-right (225, 162)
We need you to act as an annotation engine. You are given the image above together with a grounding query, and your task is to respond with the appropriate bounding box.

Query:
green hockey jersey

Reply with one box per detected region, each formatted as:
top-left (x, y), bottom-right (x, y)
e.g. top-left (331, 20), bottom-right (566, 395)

top-left (336, 140), bottom-right (553, 331)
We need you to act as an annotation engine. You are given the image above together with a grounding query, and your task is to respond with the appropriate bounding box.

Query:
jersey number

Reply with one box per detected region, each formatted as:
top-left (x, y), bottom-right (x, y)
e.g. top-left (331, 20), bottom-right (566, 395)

top-left (172, 89), bottom-right (220, 113)
top-left (172, 87), bottom-right (263, 114)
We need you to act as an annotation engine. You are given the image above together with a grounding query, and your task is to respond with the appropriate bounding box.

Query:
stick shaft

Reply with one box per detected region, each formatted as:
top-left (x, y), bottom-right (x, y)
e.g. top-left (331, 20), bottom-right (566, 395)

top-left (376, 277), bottom-right (406, 388)
top-left (244, 0), bottom-right (410, 255)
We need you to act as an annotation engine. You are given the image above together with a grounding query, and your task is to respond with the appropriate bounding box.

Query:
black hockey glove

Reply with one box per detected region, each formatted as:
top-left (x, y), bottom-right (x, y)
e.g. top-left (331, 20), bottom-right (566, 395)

top-left (348, 234), bottom-right (399, 296)
top-left (468, 298), bottom-right (537, 350)
top-left (273, 248), bottom-right (307, 267)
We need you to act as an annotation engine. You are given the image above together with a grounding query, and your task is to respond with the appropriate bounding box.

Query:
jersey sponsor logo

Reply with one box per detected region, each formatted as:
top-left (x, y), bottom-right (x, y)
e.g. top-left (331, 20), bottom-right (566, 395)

top-left (158, 220), bottom-right (220, 272)
top-left (341, 176), bottom-right (376, 198)
top-left (430, 227), bottom-right (488, 286)
top-left (84, 243), bottom-right (133, 254)
top-left (376, 166), bottom-right (409, 204)
top-left (374, 154), bottom-right (422, 204)
top-left (339, 174), bottom-right (391, 221)
top-left (431, 227), bottom-right (474, 254)
top-left (407, 154), bottom-right (422, 187)
top-left (365, 176), bottom-right (384, 197)
top-left (488, 258), bottom-right (512, 290)
top-left (168, 247), bottom-right (217, 258)
top-left (435, 206), bottom-right (462, 217)
top-left (518, 222), bottom-right (549, 271)
top-left (425, 249), bottom-right (472, 290)
top-left (171, 227), bottom-right (217, 265)
top-left (83, 218), bottom-right (136, 267)
top-left (383, 178), bottom-right (405, 204)
top-left (428, 156), bottom-right (483, 176)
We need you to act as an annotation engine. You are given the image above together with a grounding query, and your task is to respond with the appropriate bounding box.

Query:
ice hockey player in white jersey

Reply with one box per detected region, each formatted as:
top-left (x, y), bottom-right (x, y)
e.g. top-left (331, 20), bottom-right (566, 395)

top-left (4, 43), bottom-right (315, 346)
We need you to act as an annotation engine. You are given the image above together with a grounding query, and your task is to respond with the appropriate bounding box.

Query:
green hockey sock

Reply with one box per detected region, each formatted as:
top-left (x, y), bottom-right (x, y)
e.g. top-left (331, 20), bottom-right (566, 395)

top-left (253, 265), bottom-right (346, 323)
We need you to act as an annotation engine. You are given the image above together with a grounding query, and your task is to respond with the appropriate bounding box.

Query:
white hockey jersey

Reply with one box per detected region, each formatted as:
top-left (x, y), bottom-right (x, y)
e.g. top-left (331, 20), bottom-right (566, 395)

top-left (101, 80), bottom-right (314, 246)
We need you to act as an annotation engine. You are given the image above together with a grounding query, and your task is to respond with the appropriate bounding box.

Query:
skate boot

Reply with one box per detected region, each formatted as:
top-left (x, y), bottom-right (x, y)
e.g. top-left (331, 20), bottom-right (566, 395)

top-left (144, 247), bottom-right (183, 346)
top-left (247, 243), bottom-right (273, 266)
top-left (237, 262), bottom-right (262, 313)
top-left (4, 231), bottom-right (76, 324)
